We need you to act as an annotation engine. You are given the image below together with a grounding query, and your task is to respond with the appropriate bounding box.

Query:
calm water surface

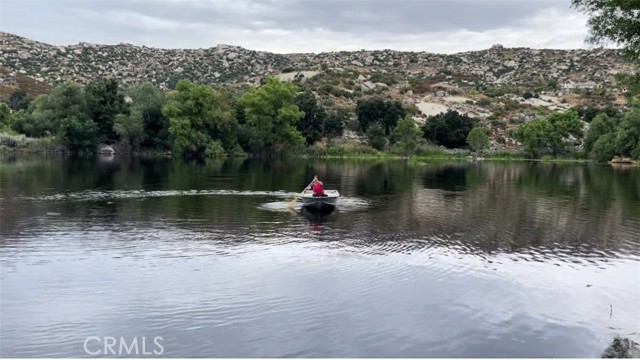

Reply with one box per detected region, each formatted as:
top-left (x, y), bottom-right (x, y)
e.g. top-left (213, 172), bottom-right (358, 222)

top-left (1, 156), bottom-right (639, 357)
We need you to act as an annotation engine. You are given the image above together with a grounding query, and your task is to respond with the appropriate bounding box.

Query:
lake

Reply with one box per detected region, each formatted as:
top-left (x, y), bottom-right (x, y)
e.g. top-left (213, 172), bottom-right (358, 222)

top-left (1, 156), bottom-right (639, 357)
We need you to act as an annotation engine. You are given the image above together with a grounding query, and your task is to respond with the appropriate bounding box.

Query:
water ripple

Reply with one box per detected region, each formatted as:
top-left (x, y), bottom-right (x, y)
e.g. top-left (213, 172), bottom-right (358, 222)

top-left (19, 189), bottom-right (303, 202)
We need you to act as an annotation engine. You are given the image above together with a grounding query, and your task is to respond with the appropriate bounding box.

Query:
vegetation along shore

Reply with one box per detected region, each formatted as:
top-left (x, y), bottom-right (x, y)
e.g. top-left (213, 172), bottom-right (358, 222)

top-left (1, 75), bottom-right (638, 164)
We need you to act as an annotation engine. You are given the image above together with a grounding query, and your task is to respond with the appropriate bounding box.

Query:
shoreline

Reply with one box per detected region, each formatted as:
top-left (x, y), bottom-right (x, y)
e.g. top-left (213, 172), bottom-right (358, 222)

top-left (0, 149), bottom-right (596, 164)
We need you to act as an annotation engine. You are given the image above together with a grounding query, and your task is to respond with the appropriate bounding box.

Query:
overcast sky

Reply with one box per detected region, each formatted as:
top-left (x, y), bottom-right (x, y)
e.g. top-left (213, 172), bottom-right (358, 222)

top-left (1, 0), bottom-right (592, 54)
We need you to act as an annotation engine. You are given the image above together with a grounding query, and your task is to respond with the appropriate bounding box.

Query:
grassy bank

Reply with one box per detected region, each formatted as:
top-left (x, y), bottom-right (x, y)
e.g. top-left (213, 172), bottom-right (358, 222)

top-left (302, 144), bottom-right (593, 163)
top-left (0, 134), bottom-right (596, 164)
top-left (0, 133), bottom-right (59, 153)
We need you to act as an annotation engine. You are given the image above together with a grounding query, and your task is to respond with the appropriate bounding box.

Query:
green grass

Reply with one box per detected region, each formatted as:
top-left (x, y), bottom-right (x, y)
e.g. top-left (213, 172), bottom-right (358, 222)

top-left (304, 144), bottom-right (469, 160)
top-left (302, 144), bottom-right (593, 164)
top-left (0, 133), bottom-right (58, 153)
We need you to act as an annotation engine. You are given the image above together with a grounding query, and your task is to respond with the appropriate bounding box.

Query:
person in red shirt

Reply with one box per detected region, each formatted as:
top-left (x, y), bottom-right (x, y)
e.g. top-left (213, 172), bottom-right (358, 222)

top-left (309, 175), bottom-right (325, 197)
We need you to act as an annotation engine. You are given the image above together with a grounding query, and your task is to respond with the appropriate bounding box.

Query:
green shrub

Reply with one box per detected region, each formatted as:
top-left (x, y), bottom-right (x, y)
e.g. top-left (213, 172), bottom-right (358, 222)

top-left (366, 122), bottom-right (387, 150)
top-left (204, 140), bottom-right (227, 158)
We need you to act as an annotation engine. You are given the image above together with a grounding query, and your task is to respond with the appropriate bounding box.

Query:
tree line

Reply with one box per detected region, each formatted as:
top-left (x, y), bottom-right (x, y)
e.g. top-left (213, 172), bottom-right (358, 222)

top-left (1, 76), bottom-right (638, 161)
top-left (0, 77), bottom-right (351, 157)
top-left (512, 106), bottom-right (640, 161)
top-left (0, 77), bottom-right (478, 158)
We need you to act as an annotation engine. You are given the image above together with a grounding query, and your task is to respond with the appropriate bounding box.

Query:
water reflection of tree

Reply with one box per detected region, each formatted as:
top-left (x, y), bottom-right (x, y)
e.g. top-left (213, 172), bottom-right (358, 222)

top-left (421, 164), bottom-right (468, 192)
top-left (2, 157), bottom-right (639, 258)
top-left (410, 162), bottom-right (640, 256)
top-left (515, 164), bottom-right (640, 218)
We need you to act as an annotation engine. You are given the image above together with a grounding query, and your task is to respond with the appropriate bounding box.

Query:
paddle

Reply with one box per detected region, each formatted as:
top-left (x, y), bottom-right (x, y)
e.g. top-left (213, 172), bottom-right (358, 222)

top-left (287, 180), bottom-right (314, 209)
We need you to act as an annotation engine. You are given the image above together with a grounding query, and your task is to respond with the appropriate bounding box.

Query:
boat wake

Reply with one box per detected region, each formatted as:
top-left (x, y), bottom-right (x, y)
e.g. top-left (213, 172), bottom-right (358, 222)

top-left (20, 189), bottom-right (302, 202)
top-left (258, 197), bottom-right (370, 212)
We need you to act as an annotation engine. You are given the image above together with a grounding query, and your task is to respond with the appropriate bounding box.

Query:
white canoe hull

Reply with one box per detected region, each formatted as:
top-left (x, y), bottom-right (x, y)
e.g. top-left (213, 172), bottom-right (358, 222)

top-left (301, 190), bottom-right (339, 210)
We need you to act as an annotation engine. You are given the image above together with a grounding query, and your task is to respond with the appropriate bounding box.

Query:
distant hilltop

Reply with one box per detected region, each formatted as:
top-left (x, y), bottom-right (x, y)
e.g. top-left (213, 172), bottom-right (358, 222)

top-left (0, 31), bottom-right (632, 91)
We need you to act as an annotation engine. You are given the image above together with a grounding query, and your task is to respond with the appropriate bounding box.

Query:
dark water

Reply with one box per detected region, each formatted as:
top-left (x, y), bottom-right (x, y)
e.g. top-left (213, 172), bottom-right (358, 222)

top-left (1, 156), bottom-right (639, 358)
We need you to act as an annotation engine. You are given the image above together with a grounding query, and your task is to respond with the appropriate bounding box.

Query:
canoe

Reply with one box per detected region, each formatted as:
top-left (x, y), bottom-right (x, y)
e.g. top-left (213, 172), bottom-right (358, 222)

top-left (301, 189), bottom-right (340, 210)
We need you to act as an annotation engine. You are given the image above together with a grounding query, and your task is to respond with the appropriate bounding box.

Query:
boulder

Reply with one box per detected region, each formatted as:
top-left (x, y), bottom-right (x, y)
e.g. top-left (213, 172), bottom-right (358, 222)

top-left (404, 98), bottom-right (416, 105)
top-left (97, 144), bottom-right (115, 155)
top-left (361, 81), bottom-right (376, 92)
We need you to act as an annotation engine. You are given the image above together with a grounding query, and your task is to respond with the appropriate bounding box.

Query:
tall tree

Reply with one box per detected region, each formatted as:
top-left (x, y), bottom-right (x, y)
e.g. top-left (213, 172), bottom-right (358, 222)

top-left (615, 107), bottom-right (640, 159)
top-left (238, 77), bottom-right (304, 155)
top-left (85, 78), bottom-right (127, 143)
top-left (0, 103), bottom-right (10, 132)
top-left (467, 126), bottom-right (490, 157)
top-left (591, 133), bottom-right (618, 162)
top-left (422, 110), bottom-right (477, 148)
top-left (28, 83), bottom-right (97, 152)
top-left (572, 0), bottom-right (640, 98)
top-left (545, 110), bottom-right (583, 156)
top-left (116, 83), bottom-right (168, 150)
top-left (512, 118), bottom-right (553, 158)
top-left (512, 111), bottom-right (583, 158)
top-left (14, 83), bottom-right (97, 151)
top-left (324, 108), bottom-right (347, 138)
top-left (163, 80), bottom-right (237, 157)
top-left (9, 89), bottom-right (31, 111)
top-left (356, 98), bottom-right (406, 135)
top-left (366, 122), bottom-right (387, 151)
top-left (392, 115), bottom-right (423, 155)
top-left (294, 90), bottom-right (326, 145)
top-left (584, 113), bottom-right (616, 153)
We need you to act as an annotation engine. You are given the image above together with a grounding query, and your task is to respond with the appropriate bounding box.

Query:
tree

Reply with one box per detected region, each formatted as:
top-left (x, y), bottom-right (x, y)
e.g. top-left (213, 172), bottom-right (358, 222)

top-left (59, 114), bottom-right (98, 152)
top-left (163, 80), bottom-right (237, 157)
top-left (467, 126), bottom-right (490, 156)
top-left (85, 78), bottom-right (127, 143)
top-left (356, 98), bottom-right (406, 135)
top-left (116, 83), bottom-right (168, 150)
top-left (114, 111), bottom-right (144, 150)
top-left (572, 0), bottom-right (640, 98)
top-left (324, 107), bottom-right (348, 137)
top-left (513, 111), bottom-right (584, 158)
top-left (366, 122), bottom-right (387, 150)
top-left (584, 113), bottom-right (615, 153)
top-left (591, 132), bottom-right (617, 162)
top-left (571, 0), bottom-right (640, 59)
top-left (615, 107), bottom-right (640, 159)
top-left (9, 89), bottom-right (31, 111)
top-left (573, 105), bottom-right (621, 123)
top-left (238, 77), bottom-right (304, 155)
top-left (545, 110), bottom-right (583, 156)
top-left (421, 110), bottom-right (478, 148)
top-left (22, 83), bottom-right (97, 152)
top-left (512, 119), bottom-right (552, 158)
top-left (0, 103), bottom-right (10, 132)
top-left (392, 115), bottom-right (423, 155)
top-left (294, 90), bottom-right (326, 145)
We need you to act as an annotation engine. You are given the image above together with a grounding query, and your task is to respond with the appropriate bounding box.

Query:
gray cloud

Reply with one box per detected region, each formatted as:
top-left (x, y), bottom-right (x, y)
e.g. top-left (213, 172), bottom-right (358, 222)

top-left (0, 0), bottom-right (591, 53)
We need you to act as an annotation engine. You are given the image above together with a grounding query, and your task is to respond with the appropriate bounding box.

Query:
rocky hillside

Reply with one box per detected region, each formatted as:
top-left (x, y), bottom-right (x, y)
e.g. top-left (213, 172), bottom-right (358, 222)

top-left (1, 32), bottom-right (633, 149)
top-left (1, 32), bottom-right (631, 91)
